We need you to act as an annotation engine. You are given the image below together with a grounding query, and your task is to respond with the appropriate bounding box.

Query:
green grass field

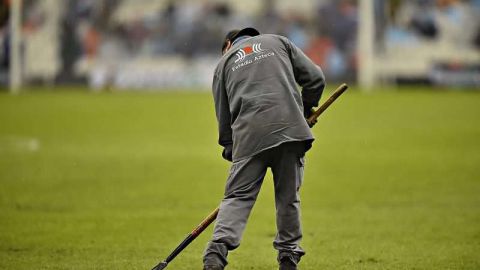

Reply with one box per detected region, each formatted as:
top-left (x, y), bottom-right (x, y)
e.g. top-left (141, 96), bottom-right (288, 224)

top-left (0, 88), bottom-right (479, 269)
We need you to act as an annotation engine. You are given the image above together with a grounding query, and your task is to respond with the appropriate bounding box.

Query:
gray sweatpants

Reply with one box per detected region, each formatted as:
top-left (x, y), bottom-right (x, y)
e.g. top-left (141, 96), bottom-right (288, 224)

top-left (204, 141), bottom-right (307, 268)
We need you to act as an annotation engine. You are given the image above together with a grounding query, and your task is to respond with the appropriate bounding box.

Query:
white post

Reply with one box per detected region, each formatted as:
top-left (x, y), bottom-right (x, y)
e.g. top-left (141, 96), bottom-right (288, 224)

top-left (10, 0), bottom-right (22, 93)
top-left (358, 0), bottom-right (375, 90)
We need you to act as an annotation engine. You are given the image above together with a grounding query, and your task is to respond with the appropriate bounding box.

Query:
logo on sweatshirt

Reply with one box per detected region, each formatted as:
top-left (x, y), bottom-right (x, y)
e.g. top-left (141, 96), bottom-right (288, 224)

top-left (234, 43), bottom-right (265, 63)
top-left (231, 43), bottom-right (276, 72)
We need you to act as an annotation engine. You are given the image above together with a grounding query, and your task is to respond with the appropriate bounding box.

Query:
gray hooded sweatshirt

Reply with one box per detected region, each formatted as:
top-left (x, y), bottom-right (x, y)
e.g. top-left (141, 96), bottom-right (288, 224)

top-left (212, 34), bottom-right (326, 162)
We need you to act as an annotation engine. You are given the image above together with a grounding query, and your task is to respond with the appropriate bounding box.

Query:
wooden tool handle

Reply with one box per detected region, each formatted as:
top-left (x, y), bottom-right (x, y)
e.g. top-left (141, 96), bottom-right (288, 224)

top-left (307, 83), bottom-right (348, 125)
top-left (191, 207), bottom-right (219, 236)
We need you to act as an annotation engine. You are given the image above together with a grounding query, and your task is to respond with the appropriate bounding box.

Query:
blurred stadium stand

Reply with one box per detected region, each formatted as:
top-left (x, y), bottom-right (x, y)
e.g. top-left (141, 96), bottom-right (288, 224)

top-left (0, 0), bottom-right (479, 91)
top-left (374, 0), bottom-right (480, 86)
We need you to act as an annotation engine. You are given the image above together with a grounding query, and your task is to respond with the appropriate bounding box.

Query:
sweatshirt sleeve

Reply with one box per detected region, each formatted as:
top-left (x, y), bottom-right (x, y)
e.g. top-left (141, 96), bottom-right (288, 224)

top-left (284, 37), bottom-right (326, 107)
top-left (212, 70), bottom-right (233, 148)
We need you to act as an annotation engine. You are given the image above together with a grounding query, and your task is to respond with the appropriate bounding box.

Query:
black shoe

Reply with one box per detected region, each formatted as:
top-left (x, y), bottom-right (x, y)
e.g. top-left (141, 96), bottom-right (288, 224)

top-left (203, 266), bottom-right (223, 270)
top-left (279, 257), bottom-right (297, 270)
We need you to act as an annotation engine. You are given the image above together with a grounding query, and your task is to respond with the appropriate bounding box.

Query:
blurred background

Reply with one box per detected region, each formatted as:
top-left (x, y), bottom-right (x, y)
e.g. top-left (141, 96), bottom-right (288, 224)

top-left (1, 1), bottom-right (480, 269)
top-left (1, 0), bottom-right (479, 91)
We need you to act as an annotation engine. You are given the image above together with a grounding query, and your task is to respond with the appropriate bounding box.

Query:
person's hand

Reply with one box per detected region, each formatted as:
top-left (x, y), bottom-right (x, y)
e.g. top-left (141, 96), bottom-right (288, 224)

top-left (303, 106), bottom-right (314, 119)
top-left (303, 101), bottom-right (315, 118)
top-left (222, 144), bottom-right (233, 162)
top-left (303, 102), bottom-right (317, 128)
top-left (307, 118), bottom-right (317, 128)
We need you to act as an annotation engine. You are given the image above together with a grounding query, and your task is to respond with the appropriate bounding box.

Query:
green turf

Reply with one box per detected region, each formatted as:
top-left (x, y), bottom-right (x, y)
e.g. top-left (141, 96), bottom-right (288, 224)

top-left (0, 88), bottom-right (479, 269)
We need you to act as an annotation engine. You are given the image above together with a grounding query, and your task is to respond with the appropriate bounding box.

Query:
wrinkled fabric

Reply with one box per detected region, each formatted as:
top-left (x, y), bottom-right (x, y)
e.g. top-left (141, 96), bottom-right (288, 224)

top-left (203, 241), bottom-right (228, 268)
top-left (212, 34), bottom-right (326, 162)
top-left (204, 142), bottom-right (306, 267)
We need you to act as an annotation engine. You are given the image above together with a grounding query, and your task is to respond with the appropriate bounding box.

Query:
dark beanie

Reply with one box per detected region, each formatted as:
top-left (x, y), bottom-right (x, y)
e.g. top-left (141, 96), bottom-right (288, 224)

top-left (221, 27), bottom-right (260, 52)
